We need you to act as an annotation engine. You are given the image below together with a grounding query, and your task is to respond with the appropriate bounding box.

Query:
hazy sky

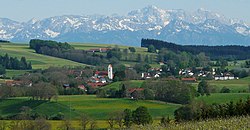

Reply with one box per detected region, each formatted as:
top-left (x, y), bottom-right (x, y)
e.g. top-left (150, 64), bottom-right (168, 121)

top-left (1, 0), bottom-right (249, 24)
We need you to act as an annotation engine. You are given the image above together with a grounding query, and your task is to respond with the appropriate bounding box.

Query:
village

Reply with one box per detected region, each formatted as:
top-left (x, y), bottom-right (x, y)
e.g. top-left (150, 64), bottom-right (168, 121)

top-left (1, 57), bottom-right (239, 97)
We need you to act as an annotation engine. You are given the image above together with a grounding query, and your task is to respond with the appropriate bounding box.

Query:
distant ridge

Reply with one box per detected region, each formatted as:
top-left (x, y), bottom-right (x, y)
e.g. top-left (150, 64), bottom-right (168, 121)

top-left (0, 40), bottom-right (10, 43)
top-left (141, 39), bottom-right (250, 60)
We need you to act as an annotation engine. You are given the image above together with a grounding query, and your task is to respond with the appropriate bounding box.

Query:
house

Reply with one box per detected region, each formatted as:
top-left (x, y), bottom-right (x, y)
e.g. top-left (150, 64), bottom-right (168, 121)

top-left (87, 82), bottom-right (107, 89)
top-left (99, 48), bottom-right (111, 52)
top-left (87, 48), bottom-right (100, 53)
top-left (181, 77), bottom-right (197, 83)
top-left (94, 71), bottom-right (108, 78)
top-left (63, 84), bottom-right (71, 89)
top-left (159, 62), bottom-right (165, 66)
top-left (141, 73), bottom-right (152, 79)
top-left (128, 88), bottom-right (145, 99)
top-left (154, 74), bottom-right (160, 78)
top-left (6, 80), bottom-right (33, 87)
top-left (90, 77), bottom-right (100, 83)
top-left (87, 48), bottom-right (111, 53)
top-left (100, 78), bottom-right (107, 83)
top-left (78, 85), bottom-right (87, 91)
top-left (128, 88), bottom-right (145, 93)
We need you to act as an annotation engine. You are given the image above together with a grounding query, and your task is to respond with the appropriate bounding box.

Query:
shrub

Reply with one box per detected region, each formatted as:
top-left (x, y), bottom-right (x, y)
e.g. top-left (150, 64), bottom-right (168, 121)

top-left (220, 87), bottom-right (231, 93)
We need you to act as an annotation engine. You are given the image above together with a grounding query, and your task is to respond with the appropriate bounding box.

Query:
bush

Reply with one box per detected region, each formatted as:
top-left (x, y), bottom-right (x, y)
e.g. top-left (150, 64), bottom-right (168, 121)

top-left (49, 112), bottom-right (64, 120)
top-left (132, 106), bottom-right (153, 126)
top-left (220, 86), bottom-right (231, 93)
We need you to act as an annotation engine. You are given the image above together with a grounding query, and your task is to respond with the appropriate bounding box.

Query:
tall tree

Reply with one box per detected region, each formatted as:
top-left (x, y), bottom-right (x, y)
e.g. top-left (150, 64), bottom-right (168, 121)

top-left (132, 106), bottom-right (152, 125)
top-left (148, 45), bottom-right (156, 53)
top-left (123, 109), bottom-right (132, 128)
top-left (0, 65), bottom-right (5, 75)
top-left (197, 80), bottom-right (210, 96)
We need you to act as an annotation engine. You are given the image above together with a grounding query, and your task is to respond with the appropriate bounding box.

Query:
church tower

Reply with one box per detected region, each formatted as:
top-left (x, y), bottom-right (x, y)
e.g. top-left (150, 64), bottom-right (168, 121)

top-left (108, 64), bottom-right (113, 80)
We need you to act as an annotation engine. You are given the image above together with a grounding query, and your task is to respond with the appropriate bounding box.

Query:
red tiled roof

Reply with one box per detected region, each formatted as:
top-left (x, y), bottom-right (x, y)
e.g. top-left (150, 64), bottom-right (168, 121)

top-left (128, 88), bottom-right (144, 93)
top-left (87, 82), bottom-right (107, 88)
top-left (78, 85), bottom-right (86, 90)
top-left (95, 71), bottom-right (108, 75)
top-left (6, 80), bottom-right (23, 86)
top-left (181, 78), bottom-right (196, 81)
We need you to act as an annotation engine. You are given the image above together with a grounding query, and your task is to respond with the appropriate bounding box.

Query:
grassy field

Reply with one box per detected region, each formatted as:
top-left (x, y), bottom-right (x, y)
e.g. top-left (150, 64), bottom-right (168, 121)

top-left (0, 43), bottom-right (85, 70)
top-left (0, 95), bottom-right (180, 120)
top-left (58, 95), bottom-right (180, 120)
top-left (208, 76), bottom-right (250, 93)
top-left (100, 80), bottom-right (144, 91)
top-left (196, 93), bottom-right (250, 104)
top-left (131, 116), bottom-right (250, 130)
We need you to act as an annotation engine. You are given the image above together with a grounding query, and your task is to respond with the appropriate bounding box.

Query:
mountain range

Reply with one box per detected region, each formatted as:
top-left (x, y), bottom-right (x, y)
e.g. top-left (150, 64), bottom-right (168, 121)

top-left (0, 5), bottom-right (250, 46)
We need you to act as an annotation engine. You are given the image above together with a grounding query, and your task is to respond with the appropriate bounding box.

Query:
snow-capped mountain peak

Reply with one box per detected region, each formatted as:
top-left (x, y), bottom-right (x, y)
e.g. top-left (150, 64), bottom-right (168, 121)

top-left (0, 6), bottom-right (250, 46)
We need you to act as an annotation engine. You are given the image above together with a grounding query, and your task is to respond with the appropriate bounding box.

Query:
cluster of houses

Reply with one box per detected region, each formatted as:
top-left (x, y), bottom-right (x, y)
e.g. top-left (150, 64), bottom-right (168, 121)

top-left (1, 80), bottom-right (32, 87)
top-left (179, 68), bottom-right (238, 81)
top-left (141, 68), bottom-right (162, 79)
top-left (87, 64), bottom-right (113, 89)
top-left (64, 64), bottom-right (114, 91)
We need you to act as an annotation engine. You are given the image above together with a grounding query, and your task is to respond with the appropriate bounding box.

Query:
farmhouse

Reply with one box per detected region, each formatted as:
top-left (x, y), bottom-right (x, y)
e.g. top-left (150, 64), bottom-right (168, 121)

top-left (128, 88), bottom-right (145, 99)
top-left (78, 85), bottom-right (87, 91)
top-left (87, 48), bottom-right (111, 53)
top-left (5, 80), bottom-right (32, 87)
top-left (87, 82), bottom-right (107, 89)
top-left (181, 77), bottom-right (197, 83)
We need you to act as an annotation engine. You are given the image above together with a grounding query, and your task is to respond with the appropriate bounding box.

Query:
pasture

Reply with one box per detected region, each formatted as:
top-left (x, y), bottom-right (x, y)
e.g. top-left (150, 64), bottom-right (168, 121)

top-left (208, 76), bottom-right (250, 93)
top-left (0, 43), bottom-right (85, 70)
top-left (0, 95), bottom-right (180, 120)
top-left (196, 93), bottom-right (250, 104)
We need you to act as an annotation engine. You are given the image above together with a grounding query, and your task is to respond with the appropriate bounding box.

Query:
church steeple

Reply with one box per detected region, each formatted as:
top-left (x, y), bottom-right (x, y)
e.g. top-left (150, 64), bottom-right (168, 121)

top-left (108, 64), bottom-right (113, 80)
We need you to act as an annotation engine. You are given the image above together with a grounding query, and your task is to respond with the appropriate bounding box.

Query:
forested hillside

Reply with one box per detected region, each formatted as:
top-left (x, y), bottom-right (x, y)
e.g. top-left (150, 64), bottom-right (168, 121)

top-left (141, 39), bottom-right (250, 60)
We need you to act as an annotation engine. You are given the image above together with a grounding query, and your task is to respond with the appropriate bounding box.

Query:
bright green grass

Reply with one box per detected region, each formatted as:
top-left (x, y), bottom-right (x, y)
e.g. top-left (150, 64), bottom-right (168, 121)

top-left (196, 93), bottom-right (250, 104)
top-left (0, 43), bottom-right (85, 70)
top-left (0, 98), bottom-right (79, 118)
top-left (100, 80), bottom-right (144, 91)
top-left (0, 95), bottom-right (180, 120)
top-left (5, 70), bottom-right (31, 78)
top-left (58, 95), bottom-right (180, 120)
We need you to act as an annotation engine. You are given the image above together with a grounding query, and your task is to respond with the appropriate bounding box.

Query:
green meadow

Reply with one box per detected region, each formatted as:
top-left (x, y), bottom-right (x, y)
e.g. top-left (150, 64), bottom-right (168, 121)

top-left (0, 43), bottom-right (85, 70)
top-left (100, 80), bottom-right (144, 91)
top-left (208, 76), bottom-right (250, 93)
top-left (0, 95), bottom-right (180, 120)
top-left (196, 93), bottom-right (250, 104)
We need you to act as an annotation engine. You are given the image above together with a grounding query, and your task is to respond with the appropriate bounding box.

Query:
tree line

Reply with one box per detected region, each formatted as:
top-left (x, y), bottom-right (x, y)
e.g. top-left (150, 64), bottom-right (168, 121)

top-left (0, 40), bottom-right (10, 43)
top-left (29, 39), bottom-right (104, 66)
top-left (106, 46), bottom-right (155, 64)
top-left (0, 53), bottom-right (32, 72)
top-left (141, 38), bottom-right (250, 60)
top-left (174, 98), bottom-right (250, 121)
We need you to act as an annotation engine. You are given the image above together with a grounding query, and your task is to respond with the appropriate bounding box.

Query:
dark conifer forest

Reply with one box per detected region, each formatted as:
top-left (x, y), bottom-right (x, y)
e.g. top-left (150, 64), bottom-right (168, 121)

top-left (141, 39), bottom-right (250, 60)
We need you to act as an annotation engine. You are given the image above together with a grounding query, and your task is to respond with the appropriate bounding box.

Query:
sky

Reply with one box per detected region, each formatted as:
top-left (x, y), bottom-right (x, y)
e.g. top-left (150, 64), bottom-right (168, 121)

top-left (0, 0), bottom-right (250, 24)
